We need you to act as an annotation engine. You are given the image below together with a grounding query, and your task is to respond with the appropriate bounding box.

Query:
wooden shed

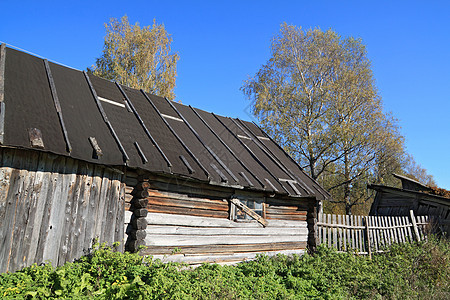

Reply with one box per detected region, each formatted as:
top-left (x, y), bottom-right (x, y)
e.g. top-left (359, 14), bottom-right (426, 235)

top-left (0, 44), bottom-right (330, 272)
top-left (369, 174), bottom-right (450, 234)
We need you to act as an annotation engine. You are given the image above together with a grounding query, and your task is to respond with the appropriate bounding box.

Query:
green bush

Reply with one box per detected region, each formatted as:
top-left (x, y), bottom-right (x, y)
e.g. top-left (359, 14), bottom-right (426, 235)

top-left (1, 237), bottom-right (449, 299)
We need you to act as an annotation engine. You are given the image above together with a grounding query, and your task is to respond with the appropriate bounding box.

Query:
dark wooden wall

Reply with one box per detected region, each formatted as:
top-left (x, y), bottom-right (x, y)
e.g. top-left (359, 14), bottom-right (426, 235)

top-left (124, 173), bottom-right (315, 266)
top-left (0, 147), bottom-right (125, 273)
top-left (370, 190), bottom-right (449, 233)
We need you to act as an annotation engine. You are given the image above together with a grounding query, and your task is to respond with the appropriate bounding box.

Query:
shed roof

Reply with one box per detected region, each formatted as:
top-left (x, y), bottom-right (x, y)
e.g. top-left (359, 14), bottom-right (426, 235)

top-left (0, 45), bottom-right (330, 200)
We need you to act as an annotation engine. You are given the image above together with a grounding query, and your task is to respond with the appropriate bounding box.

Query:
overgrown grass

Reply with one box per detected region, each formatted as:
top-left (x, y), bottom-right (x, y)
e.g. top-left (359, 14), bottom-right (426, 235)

top-left (1, 237), bottom-right (449, 299)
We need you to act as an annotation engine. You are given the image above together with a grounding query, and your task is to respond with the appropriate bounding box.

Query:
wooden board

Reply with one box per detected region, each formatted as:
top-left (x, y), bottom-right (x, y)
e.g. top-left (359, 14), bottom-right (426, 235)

top-left (147, 204), bottom-right (228, 218)
top-left (145, 225), bottom-right (308, 236)
top-left (144, 234), bottom-right (308, 246)
top-left (141, 241), bottom-right (307, 255)
top-left (0, 148), bottom-right (125, 273)
top-left (146, 196), bottom-right (228, 211)
top-left (150, 249), bottom-right (306, 264)
top-left (139, 212), bottom-right (307, 228)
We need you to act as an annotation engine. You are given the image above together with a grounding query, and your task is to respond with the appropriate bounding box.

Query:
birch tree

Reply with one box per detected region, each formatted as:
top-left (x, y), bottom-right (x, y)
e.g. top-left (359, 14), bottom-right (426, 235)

top-left (242, 24), bottom-right (406, 214)
top-left (92, 16), bottom-right (179, 100)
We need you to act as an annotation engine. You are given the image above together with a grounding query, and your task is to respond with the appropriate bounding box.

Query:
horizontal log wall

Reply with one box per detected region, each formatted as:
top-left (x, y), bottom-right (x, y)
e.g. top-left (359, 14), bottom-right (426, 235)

top-left (0, 147), bottom-right (125, 273)
top-left (123, 183), bottom-right (312, 264)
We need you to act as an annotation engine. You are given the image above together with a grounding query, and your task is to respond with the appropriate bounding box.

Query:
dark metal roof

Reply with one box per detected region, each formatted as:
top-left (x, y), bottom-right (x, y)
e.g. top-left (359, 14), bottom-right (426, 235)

top-left (368, 184), bottom-right (450, 205)
top-left (0, 45), bottom-right (330, 199)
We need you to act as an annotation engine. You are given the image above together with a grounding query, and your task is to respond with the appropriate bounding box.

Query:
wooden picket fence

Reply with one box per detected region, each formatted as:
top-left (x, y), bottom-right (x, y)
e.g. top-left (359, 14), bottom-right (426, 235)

top-left (317, 210), bottom-right (430, 257)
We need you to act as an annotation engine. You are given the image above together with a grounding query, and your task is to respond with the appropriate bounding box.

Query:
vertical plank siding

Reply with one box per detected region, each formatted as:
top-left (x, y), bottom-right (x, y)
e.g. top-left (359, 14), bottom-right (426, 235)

top-left (371, 190), bottom-right (450, 234)
top-left (0, 148), bottom-right (125, 273)
top-left (317, 212), bottom-right (430, 255)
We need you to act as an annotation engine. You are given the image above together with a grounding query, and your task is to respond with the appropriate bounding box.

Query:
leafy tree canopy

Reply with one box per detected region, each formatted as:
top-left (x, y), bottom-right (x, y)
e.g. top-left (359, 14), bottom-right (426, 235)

top-left (242, 23), bottom-right (433, 214)
top-left (91, 16), bottom-right (179, 100)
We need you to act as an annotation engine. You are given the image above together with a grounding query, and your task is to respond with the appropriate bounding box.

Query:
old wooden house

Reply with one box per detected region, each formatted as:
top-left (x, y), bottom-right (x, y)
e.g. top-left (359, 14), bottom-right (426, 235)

top-left (0, 45), bottom-right (330, 272)
top-left (369, 174), bottom-right (449, 234)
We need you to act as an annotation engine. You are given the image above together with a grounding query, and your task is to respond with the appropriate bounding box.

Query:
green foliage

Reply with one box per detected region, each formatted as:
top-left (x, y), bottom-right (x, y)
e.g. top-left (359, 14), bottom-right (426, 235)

top-left (241, 23), bottom-right (436, 214)
top-left (91, 16), bottom-right (179, 100)
top-left (1, 238), bottom-right (449, 299)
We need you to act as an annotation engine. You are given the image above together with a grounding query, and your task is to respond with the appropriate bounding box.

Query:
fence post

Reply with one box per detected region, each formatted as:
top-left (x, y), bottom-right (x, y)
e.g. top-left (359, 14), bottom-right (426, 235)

top-left (409, 210), bottom-right (421, 242)
top-left (363, 216), bottom-right (372, 259)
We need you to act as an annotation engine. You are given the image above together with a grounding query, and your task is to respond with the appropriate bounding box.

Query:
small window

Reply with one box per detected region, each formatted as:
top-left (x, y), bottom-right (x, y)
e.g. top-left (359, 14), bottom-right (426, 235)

top-left (233, 199), bottom-right (264, 220)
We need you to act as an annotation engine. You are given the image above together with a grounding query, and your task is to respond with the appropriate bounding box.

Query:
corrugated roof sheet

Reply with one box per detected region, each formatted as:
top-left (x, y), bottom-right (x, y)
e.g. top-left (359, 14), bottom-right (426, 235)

top-left (0, 45), bottom-right (330, 200)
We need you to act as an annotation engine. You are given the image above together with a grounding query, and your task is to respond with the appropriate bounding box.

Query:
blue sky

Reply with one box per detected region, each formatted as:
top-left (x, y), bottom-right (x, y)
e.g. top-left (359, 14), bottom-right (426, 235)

top-left (1, 0), bottom-right (449, 188)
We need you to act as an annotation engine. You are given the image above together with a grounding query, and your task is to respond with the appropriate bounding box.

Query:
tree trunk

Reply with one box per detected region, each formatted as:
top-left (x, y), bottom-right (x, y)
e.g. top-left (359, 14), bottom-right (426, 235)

top-left (344, 151), bottom-right (352, 215)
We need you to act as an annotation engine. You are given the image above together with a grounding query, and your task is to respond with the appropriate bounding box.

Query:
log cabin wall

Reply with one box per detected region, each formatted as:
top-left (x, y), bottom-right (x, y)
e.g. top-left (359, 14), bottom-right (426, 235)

top-left (0, 147), bottom-right (125, 273)
top-left (124, 172), bottom-right (316, 265)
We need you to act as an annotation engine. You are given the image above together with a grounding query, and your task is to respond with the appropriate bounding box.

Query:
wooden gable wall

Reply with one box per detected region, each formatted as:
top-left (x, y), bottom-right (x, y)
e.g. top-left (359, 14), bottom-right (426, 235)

top-left (0, 147), bottom-right (125, 273)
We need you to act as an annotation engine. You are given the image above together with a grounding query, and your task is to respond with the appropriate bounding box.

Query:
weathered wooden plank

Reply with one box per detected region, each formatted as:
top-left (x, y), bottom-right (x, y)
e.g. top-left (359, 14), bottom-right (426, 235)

top-left (384, 216), bottom-right (392, 244)
top-left (111, 175), bottom-right (124, 249)
top-left (39, 155), bottom-right (66, 265)
top-left (151, 249), bottom-right (306, 264)
top-left (146, 226), bottom-right (309, 236)
top-left (69, 163), bottom-right (93, 261)
top-left (332, 214), bottom-right (337, 249)
top-left (0, 148), bottom-right (14, 223)
top-left (13, 151), bottom-right (44, 270)
top-left (342, 215), bottom-right (349, 251)
top-left (419, 216), bottom-right (427, 240)
top-left (327, 214), bottom-right (332, 248)
top-left (364, 217), bottom-right (371, 258)
top-left (379, 216), bottom-right (387, 246)
top-left (358, 216), bottom-right (364, 253)
top-left (403, 216), bottom-right (411, 242)
top-left (147, 189), bottom-right (227, 204)
top-left (94, 169), bottom-right (110, 243)
top-left (145, 234), bottom-right (308, 246)
top-left (266, 205), bottom-right (300, 211)
top-left (141, 241), bottom-right (307, 255)
top-left (83, 165), bottom-right (104, 249)
top-left (56, 159), bottom-right (79, 266)
top-left (9, 151), bottom-right (40, 271)
top-left (266, 214), bottom-right (307, 221)
top-left (0, 148), bottom-right (16, 273)
top-left (377, 216), bottom-right (385, 248)
top-left (1, 150), bottom-right (36, 272)
top-left (397, 217), bottom-right (405, 243)
top-left (336, 215), bottom-right (341, 251)
top-left (267, 198), bottom-right (312, 209)
top-left (147, 204), bottom-right (229, 218)
top-left (61, 161), bottom-right (86, 264)
top-left (392, 216), bottom-right (400, 244)
top-left (146, 196), bottom-right (228, 211)
top-left (348, 215), bottom-right (355, 250)
top-left (104, 171), bottom-right (122, 244)
top-left (265, 208), bottom-right (307, 215)
top-left (24, 153), bottom-right (53, 266)
top-left (42, 157), bottom-right (76, 266)
top-left (318, 213), bottom-right (322, 244)
top-left (391, 217), bottom-right (399, 243)
top-left (114, 179), bottom-right (125, 251)
top-left (34, 155), bottom-right (62, 265)
top-left (142, 212), bottom-right (306, 228)
top-left (373, 216), bottom-right (379, 251)
top-left (365, 217), bottom-right (372, 252)
top-left (99, 170), bottom-right (114, 243)
top-left (403, 216), bottom-right (412, 242)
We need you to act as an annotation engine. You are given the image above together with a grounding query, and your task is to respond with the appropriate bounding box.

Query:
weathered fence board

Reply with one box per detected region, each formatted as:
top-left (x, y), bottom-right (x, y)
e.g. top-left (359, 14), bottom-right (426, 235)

top-left (317, 210), bottom-right (429, 255)
top-left (0, 148), bottom-right (125, 273)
